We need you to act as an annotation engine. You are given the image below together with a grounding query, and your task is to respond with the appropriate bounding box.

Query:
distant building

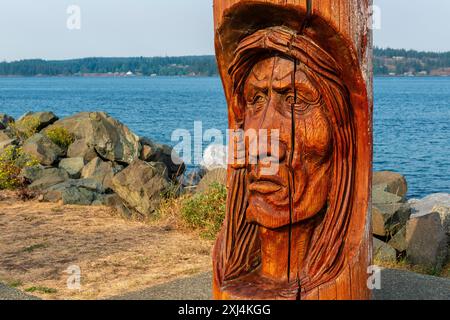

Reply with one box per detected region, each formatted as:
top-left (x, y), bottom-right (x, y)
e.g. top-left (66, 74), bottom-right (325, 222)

top-left (417, 71), bottom-right (428, 76)
top-left (126, 71), bottom-right (134, 76)
top-left (388, 72), bottom-right (396, 76)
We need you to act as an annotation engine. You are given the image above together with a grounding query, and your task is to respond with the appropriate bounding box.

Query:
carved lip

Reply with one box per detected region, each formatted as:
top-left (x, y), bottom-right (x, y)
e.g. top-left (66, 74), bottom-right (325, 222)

top-left (248, 173), bottom-right (285, 194)
top-left (248, 181), bottom-right (283, 194)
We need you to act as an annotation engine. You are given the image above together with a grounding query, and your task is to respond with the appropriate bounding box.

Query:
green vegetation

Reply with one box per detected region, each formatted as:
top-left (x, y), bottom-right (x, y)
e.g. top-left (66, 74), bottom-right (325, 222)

top-left (25, 286), bottom-right (57, 294)
top-left (157, 182), bottom-right (227, 239)
top-left (6, 280), bottom-right (23, 288)
top-left (10, 116), bottom-right (40, 140)
top-left (375, 256), bottom-right (450, 279)
top-left (1, 49), bottom-right (450, 77)
top-left (180, 182), bottom-right (227, 240)
top-left (21, 243), bottom-right (48, 253)
top-left (45, 127), bottom-right (74, 149)
top-left (0, 56), bottom-right (218, 77)
top-left (0, 146), bottom-right (39, 190)
top-left (374, 47), bottom-right (450, 76)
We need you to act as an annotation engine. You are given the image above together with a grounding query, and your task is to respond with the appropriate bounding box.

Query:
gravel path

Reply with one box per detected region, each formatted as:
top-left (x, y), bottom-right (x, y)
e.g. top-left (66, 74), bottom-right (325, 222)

top-left (0, 283), bottom-right (40, 300)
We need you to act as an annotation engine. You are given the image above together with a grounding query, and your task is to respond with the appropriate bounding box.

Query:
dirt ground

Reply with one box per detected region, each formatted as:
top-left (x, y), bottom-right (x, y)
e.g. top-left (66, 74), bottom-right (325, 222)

top-left (0, 191), bottom-right (213, 300)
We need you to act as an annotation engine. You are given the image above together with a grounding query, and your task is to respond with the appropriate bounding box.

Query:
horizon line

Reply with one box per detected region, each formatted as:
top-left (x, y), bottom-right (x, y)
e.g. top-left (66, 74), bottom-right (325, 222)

top-left (2, 46), bottom-right (450, 63)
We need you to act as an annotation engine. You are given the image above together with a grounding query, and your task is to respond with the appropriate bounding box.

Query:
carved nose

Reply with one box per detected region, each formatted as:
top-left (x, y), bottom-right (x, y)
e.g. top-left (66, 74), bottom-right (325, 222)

top-left (258, 94), bottom-right (280, 131)
top-left (248, 94), bottom-right (286, 163)
top-left (248, 129), bottom-right (286, 164)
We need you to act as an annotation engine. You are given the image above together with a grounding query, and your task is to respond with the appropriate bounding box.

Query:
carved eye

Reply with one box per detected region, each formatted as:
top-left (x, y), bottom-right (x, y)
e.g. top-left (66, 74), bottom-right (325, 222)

top-left (286, 93), bottom-right (315, 114)
top-left (253, 94), bottom-right (266, 104)
top-left (285, 94), bottom-right (301, 105)
top-left (293, 103), bottom-right (311, 113)
top-left (248, 93), bottom-right (267, 110)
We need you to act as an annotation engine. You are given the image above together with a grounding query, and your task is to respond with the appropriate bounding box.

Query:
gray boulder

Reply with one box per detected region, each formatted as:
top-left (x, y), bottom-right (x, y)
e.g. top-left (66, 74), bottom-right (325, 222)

top-left (21, 166), bottom-right (68, 183)
top-left (81, 157), bottom-right (116, 190)
top-left (373, 238), bottom-right (397, 263)
top-left (406, 212), bottom-right (447, 270)
top-left (111, 159), bottom-right (170, 216)
top-left (100, 193), bottom-right (132, 218)
top-left (373, 185), bottom-right (404, 205)
top-left (49, 178), bottom-right (105, 193)
top-left (409, 193), bottom-right (450, 217)
top-left (388, 226), bottom-right (408, 252)
top-left (44, 186), bottom-right (96, 205)
top-left (16, 111), bottom-right (58, 133)
top-left (431, 205), bottom-right (450, 239)
top-left (409, 194), bottom-right (450, 240)
top-left (42, 179), bottom-right (106, 204)
top-left (45, 112), bottom-right (141, 164)
top-left (372, 203), bottom-right (411, 237)
top-left (22, 133), bottom-right (64, 166)
top-left (140, 137), bottom-right (185, 179)
top-left (373, 171), bottom-right (408, 199)
top-left (28, 168), bottom-right (69, 190)
top-left (67, 139), bottom-right (97, 162)
top-left (62, 187), bottom-right (97, 205)
top-left (59, 157), bottom-right (85, 178)
top-left (179, 167), bottom-right (207, 188)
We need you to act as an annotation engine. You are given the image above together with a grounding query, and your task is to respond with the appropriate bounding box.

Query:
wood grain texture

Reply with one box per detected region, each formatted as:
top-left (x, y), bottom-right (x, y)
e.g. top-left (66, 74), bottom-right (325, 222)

top-left (213, 0), bottom-right (373, 300)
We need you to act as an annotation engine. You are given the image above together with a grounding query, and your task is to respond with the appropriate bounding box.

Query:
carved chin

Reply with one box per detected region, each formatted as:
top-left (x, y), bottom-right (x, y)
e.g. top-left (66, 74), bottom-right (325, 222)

top-left (246, 195), bottom-right (291, 229)
top-left (246, 178), bottom-right (330, 230)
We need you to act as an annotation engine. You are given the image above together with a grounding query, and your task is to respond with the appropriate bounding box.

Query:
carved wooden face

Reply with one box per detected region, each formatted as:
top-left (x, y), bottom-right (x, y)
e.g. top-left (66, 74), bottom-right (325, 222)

top-left (243, 56), bottom-right (334, 229)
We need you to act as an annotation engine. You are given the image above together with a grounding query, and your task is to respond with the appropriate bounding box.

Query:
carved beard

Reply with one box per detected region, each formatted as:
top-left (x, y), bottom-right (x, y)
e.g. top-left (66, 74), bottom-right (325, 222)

top-left (214, 27), bottom-right (356, 293)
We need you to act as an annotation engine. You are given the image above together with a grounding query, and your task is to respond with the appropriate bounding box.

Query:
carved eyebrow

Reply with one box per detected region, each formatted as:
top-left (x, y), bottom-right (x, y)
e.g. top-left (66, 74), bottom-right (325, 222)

top-left (272, 82), bottom-right (315, 95)
top-left (244, 83), bottom-right (269, 99)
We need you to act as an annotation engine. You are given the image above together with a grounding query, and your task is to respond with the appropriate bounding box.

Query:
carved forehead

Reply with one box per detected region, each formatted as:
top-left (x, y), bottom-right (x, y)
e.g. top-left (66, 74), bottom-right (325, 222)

top-left (248, 57), bottom-right (293, 82)
top-left (245, 56), bottom-right (316, 91)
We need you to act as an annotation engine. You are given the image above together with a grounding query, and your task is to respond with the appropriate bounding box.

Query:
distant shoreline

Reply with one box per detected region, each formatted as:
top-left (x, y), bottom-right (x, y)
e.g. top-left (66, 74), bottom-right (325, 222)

top-left (0, 74), bottom-right (449, 79)
top-left (2, 48), bottom-right (450, 77)
top-left (0, 74), bottom-right (216, 78)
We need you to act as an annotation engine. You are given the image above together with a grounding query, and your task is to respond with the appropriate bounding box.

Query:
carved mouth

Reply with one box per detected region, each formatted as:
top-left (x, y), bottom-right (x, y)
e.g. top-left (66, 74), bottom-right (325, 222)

top-left (248, 181), bottom-right (283, 194)
top-left (248, 173), bottom-right (285, 194)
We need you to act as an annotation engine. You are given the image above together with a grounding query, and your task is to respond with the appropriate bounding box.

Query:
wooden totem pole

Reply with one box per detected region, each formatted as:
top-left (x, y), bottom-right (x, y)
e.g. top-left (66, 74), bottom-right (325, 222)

top-left (212, 0), bottom-right (373, 300)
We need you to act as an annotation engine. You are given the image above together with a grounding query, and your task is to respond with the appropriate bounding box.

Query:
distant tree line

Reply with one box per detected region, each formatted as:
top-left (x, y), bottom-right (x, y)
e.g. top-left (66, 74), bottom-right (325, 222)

top-left (1, 48), bottom-right (450, 77)
top-left (374, 47), bottom-right (450, 76)
top-left (0, 56), bottom-right (218, 77)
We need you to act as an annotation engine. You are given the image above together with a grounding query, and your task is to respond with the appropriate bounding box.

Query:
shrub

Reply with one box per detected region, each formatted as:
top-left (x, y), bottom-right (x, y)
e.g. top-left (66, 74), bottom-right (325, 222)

top-left (10, 116), bottom-right (40, 140)
top-left (25, 286), bottom-right (57, 294)
top-left (181, 182), bottom-right (227, 239)
top-left (0, 146), bottom-right (39, 190)
top-left (45, 127), bottom-right (74, 149)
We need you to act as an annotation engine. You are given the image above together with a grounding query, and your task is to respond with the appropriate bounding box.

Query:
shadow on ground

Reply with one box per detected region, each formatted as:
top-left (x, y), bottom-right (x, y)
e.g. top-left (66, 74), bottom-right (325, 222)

top-left (2, 268), bottom-right (449, 300)
top-left (112, 268), bottom-right (450, 300)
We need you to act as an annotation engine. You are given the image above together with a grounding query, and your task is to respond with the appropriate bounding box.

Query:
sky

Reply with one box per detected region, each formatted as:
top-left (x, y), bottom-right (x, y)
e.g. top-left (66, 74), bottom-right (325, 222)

top-left (0, 0), bottom-right (449, 61)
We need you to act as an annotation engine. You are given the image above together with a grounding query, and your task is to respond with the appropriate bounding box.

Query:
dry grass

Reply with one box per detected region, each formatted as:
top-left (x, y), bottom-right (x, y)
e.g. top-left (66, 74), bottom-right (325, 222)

top-left (0, 191), bottom-right (213, 300)
top-left (374, 257), bottom-right (450, 278)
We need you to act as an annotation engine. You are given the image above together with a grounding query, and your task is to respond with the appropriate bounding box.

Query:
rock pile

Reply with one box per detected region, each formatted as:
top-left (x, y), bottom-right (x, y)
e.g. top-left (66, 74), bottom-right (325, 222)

top-left (0, 111), bottom-right (185, 218)
top-left (372, 171), bottom-right (449, 271)
top-left (1, 113), bottom-right (448, 270)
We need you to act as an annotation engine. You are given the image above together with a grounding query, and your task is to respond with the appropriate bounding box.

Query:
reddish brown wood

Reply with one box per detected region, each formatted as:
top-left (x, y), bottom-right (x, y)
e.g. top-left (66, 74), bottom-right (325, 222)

top-left (213, 0), bottom-right (373, 300)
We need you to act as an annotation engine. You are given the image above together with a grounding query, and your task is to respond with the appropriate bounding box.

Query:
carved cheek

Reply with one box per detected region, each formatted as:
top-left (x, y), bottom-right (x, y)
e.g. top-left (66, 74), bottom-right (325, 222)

top-left (297, 107), bottom-right (333, 162)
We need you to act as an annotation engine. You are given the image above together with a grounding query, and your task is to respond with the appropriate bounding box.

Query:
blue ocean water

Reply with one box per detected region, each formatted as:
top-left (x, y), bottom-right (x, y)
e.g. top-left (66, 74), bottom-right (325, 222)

top-left (0, 76), bottom-right (449, 198)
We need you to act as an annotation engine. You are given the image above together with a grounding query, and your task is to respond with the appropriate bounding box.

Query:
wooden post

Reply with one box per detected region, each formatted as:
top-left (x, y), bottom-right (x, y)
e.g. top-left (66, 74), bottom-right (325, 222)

top-left (212, 0), bottom-right (373, 300)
